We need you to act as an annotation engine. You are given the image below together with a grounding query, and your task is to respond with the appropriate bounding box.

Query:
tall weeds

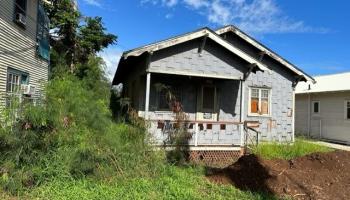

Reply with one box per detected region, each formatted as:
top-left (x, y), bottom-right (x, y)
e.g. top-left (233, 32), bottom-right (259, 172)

top-left (0, 74), bottom-right (163, 195)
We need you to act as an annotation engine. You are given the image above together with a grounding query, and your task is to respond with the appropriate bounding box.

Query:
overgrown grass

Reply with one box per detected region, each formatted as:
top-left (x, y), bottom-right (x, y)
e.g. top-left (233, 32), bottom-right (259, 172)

top-left (26, 166), bottom-right (274, 200)
top-left (252, 138), bottom-right (333, 160)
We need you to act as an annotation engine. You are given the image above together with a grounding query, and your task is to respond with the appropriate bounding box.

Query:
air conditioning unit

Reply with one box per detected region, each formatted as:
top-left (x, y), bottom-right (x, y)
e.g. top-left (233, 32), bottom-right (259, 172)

top-left (21, 84), bottom-right (35, 96)
top-left (15, 13), bottom-right (26, 26)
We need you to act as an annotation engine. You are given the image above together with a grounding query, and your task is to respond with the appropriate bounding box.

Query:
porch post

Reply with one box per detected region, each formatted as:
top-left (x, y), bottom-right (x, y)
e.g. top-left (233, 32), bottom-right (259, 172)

top-left (145, 72), bottom-right (151, 119)
top-left (240, 80), bottom-right (245, 147)
top-left (292, 89), bottom-right (296, 142)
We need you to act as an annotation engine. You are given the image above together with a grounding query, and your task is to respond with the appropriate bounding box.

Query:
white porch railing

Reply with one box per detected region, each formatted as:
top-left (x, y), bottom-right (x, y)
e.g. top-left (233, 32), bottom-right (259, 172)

top-left (147, 120), bottom-right (243, 147)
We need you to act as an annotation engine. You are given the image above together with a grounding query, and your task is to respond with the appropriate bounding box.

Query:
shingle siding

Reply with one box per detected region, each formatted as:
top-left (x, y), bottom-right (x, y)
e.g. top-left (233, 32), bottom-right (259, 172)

top-left (0, 0), bottom-right (49, 104)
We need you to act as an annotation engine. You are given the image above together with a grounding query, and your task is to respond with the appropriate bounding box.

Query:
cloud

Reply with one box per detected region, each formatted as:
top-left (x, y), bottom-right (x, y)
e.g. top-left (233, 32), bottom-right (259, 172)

top-left (165, 13), bottom-right (173, 19)
top-left (82, 0), bottom-right (102, 7)
top-left (141, 0), bottom-right (328, 34)
top-left (98, 46), bottom-right (123, 81)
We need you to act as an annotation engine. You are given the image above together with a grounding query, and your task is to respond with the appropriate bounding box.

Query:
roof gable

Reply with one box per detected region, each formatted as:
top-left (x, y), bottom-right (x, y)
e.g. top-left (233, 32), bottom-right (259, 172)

top-left (123, 27), bottom-right (269, 72)
top-left (216, 25), bottom-right (314, 82)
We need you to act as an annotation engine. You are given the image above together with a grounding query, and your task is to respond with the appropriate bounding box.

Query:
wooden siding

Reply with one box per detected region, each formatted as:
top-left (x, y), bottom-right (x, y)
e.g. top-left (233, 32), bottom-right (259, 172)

top-left (0, 0), bottom-right (49, 104)
top-left (296, 92), bottom-right (350, 143)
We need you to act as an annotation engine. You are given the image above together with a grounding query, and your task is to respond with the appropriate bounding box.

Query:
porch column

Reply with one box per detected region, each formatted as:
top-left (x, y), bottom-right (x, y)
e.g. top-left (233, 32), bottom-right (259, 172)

top-left (292, 89), bottom-right (296, 142)
top-left (239, 80), bottom-right (245, 147)
top-left (145, 72), bottom-right (151, 119)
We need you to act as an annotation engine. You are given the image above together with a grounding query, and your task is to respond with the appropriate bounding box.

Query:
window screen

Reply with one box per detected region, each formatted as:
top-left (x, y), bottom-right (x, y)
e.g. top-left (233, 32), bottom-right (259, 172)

top-left (202, 86), bottom-right (215, 111)
top-left (313, 101), bottom-right (319, 114)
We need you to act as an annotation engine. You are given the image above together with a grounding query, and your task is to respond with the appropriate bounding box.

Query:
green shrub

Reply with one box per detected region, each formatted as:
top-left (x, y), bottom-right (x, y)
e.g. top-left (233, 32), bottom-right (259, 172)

top-left (0, 74), bottom-right (161, 194)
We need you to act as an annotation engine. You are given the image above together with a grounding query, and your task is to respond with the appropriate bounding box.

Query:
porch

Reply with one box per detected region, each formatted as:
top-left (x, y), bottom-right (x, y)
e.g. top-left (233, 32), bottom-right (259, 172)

top-left (137, 72), bottom-right (250, 148)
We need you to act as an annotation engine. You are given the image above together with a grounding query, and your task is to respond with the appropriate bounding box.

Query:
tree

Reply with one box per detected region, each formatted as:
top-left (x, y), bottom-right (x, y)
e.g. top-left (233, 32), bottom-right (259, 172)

top-left (43, 0), bottom-right (117, 81)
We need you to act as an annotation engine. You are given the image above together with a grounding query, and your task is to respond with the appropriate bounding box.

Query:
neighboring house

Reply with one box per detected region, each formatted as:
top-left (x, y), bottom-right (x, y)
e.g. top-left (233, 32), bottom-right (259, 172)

top-left (295, 72), bottom-right (350, 144)
top-left (0, 0), bottom-right (50, 107)
top-left (112, 25), bottom-right (313, 159)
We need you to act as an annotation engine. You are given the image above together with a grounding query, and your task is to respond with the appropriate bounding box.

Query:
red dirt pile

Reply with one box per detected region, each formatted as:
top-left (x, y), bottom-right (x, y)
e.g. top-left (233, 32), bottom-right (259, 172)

top-left (206, 150), bottom-right (350, 200)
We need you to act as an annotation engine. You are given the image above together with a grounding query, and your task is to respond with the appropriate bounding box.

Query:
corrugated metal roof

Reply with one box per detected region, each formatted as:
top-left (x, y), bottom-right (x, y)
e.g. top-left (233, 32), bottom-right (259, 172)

top-left (295, 72), bottom-right (350, 94)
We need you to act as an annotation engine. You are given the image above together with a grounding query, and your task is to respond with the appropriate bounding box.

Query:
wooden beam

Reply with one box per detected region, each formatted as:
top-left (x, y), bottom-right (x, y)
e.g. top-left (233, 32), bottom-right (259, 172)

top-left (145, 72), bottom-right (151, 119)
top-left (198, 34), bottom-right (209, 55)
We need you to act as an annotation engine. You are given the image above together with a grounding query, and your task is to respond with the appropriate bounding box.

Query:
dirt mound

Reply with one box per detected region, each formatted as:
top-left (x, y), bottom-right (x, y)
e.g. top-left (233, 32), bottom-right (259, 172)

top-left (206, 150), bottom-right (350, 200)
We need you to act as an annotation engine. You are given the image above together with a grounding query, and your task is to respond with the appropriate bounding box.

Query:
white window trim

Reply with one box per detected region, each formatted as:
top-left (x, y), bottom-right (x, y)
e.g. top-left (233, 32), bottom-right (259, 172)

top-left (345, 100), bottom-right (350, 120)
top-left (312, 100), bottom-right (320, 116)
top-left (248, 87), bottom-right (272, 117)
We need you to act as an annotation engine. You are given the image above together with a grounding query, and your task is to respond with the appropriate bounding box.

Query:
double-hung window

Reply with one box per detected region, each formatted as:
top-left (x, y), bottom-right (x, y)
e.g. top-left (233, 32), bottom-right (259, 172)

top-left (345, 100), bottom-right (350, 120)
top-left (7, 68), bottom-right (29, 93)
top-left (249, 88), bottom-right (271, 116)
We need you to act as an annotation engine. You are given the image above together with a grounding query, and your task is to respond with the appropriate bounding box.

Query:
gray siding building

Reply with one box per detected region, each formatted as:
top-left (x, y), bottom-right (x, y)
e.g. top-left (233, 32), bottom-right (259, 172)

top-left (0, 0), bottom-right (49, 106)
top-left (113, 26), bottom-right (313, 152)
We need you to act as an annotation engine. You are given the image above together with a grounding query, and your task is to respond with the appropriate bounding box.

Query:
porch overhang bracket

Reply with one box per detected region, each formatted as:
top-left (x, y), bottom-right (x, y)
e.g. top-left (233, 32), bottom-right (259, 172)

top-left (292, 75), bottom-right (306, 88)
top-left (198, 34), bottom-right (209, 55)
top-left (259, 51), bottom-right (267, 61)
top-left (244, 63), bottom-right (263, 80)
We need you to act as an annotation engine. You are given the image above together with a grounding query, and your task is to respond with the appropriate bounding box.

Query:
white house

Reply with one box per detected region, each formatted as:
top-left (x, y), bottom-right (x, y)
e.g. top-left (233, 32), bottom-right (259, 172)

top-left (295, 72), bottom-right (350, 144)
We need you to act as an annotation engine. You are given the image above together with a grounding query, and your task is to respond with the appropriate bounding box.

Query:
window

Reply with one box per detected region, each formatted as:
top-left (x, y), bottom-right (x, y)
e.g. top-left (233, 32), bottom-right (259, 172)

top-left (14, 0), bottom-right (27, 16)
top-left (158, 88), bottom-right (182, 110)
top-left (36, 3), bottom-right (50, 60)
top-left (7, 68), bottom-right (29, 93)
top-left (346, 101), bottom-right (350, 120)
top-left (249, 88), bottom-right (271, 116)
top-left (312, 101), bottom-right (320, 115)
top-left (202, 86), bottom-right (216, 112)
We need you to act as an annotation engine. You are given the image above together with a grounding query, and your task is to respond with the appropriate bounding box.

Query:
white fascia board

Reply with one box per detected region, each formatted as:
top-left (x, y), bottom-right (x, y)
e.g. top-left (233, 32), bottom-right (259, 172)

top-left (216, 26), bottom-right (314, 82)
top-left (124, 28), bottom-right (269, 72)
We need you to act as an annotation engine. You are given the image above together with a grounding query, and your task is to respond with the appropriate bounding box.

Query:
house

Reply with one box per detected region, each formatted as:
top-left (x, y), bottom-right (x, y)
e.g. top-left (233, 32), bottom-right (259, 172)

top-left (295, 72), bottom-right (350, 145)
top-left (112, 25), bottom-right (313, 161)
top-left (0, 0), bottom-right (50, 106)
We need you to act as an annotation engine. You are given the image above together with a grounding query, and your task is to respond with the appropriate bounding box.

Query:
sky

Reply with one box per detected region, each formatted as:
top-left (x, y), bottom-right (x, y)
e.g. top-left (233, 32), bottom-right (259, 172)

top-left (77, 0), bottom-right (350, 80)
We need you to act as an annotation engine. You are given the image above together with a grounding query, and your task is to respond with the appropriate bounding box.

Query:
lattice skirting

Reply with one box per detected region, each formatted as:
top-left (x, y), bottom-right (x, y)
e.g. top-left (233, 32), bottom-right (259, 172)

top-left (189, 150), bottom-right (243, 168)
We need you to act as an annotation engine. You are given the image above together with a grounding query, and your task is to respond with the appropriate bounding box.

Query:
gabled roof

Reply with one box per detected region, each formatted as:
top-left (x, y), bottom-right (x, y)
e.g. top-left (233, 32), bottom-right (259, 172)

top-left (216, 25), bottom-right (314, 82)
top-left (123, 27), bottom-right (269, 72)
top-left (296, 72), bottom-right (350, 94)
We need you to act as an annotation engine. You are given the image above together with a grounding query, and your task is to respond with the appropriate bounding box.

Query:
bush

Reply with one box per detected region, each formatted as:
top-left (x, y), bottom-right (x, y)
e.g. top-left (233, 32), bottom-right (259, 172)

top-left (0, 74), bottom-right (161, 194)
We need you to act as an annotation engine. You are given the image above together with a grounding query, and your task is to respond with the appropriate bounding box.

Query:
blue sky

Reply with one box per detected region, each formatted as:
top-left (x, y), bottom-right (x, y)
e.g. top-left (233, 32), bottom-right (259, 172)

top-left (78, 0), bottom-right (350, 80)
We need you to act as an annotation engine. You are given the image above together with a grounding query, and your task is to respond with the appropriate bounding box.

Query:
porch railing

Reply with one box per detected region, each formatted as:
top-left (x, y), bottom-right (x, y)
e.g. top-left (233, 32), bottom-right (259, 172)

top-left (147, 119), bottom-right (243, 147)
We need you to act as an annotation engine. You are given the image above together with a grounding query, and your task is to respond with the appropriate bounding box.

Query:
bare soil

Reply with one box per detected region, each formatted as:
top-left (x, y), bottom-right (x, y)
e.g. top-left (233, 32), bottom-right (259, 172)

top-left (206, 150), bottom-right (350, 200)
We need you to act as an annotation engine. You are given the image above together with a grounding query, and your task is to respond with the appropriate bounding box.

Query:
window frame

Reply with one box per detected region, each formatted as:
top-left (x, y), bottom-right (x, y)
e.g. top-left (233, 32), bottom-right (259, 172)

top-left (13, 0), bottom-right (27, 27)
top-left (6, 68), bottom-right (29, 94)
top-left (345, 100), bottom-right (350, 120)
top-left (248, 87), bottom-right (272, 117)
top-left (312, 100), bottom-right (320, 116)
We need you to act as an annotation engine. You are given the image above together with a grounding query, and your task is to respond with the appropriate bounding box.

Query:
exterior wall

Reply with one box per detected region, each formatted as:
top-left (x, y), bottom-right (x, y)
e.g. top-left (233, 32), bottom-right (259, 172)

top-left (222, 32), bottom-right (295, 142)
top-left (150, 39), bottom-right (246, 79)
top-left (296, 92), bottom-right (350, 144)
top-left (0, 0), bottom-right (49, 105)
